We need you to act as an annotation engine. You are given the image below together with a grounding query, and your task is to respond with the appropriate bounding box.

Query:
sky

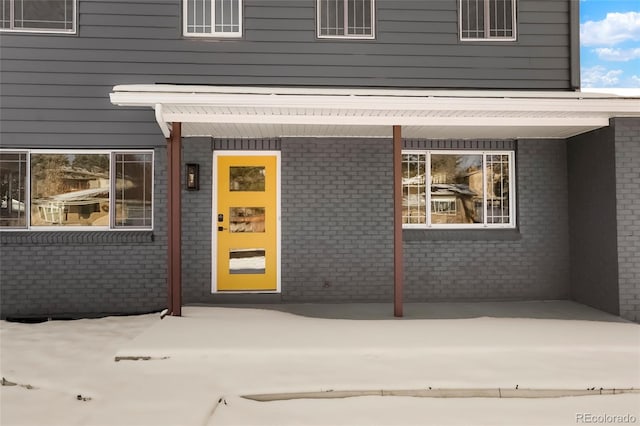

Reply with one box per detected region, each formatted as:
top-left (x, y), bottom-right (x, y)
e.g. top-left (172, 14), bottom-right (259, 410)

top-left (580, 0), bottom-right (640, 88)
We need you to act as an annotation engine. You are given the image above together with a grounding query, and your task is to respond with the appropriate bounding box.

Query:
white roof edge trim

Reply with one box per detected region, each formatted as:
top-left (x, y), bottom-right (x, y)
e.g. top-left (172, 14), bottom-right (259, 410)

top-left (110, 93), bottom-right (640, 115)
top-left (111, 84), bottom-right (639, 100)
top-left (154, 104), bottom-right (170, 138)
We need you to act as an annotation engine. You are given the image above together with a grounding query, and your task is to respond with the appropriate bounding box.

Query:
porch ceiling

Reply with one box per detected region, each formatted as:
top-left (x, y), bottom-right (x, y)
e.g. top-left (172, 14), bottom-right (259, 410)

top-left (110, 85), bottom-right (640, 140)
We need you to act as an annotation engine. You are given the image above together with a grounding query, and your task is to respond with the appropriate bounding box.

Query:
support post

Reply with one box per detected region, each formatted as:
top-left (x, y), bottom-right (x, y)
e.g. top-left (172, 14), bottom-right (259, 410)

top-left (393, 125), bottom-right (404, 317)
top-left (167, 122), bottom-right (182, 316)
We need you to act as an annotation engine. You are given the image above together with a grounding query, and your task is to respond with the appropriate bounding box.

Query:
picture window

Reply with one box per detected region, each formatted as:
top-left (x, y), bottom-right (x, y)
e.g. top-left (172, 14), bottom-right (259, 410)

top-left (403, 150), bottom-right (516, 228)
top-left (0, 150), bottom-right (154, 230)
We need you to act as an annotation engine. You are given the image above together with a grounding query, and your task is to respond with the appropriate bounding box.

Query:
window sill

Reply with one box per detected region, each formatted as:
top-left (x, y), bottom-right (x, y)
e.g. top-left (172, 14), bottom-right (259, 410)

top-left (317, 35), bottom-right (375, 40)
top-left (183, 33), bottom-right (243, 39)
top-left (403, 228), bottom-right (521, 242)
top-left (459, 37), bottom-right (517, 42)
top-left (0, 231), bottom-right (155, 245)
top-left (0, 29), bottom-right (76, 35)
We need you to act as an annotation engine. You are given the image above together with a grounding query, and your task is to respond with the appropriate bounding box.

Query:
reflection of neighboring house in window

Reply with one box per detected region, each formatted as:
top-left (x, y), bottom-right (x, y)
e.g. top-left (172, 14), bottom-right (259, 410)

top-left (431, 183), bottom-right (478, 224)
top-left (58, 166), bottom-right (109, 191)
top-left (32, 167), bottom-right (110, 226)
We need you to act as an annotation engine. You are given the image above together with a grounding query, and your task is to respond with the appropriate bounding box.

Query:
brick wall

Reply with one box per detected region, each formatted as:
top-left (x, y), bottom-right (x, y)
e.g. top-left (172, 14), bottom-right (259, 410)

top-left (280, 138), bottom-right (395, 302)
top-left (279, 138), bottom-right (570, 302)
top-left (566, 126), bottom-right (619, 314)
top-left (614, 118), bottom-right (640, 322)
top-left (0, 148), bottom-right (168, 318)
top-left (181, 138), bottom-right (213, 303)
top-left (1, 137), bottom-right (574, 316)
top-left (404, 139), bottom-right (571, 301)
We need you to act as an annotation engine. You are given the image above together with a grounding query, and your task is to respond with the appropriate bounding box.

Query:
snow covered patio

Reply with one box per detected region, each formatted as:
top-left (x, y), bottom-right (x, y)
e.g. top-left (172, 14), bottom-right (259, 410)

top-left (2, 301), bottom-right (639, 426)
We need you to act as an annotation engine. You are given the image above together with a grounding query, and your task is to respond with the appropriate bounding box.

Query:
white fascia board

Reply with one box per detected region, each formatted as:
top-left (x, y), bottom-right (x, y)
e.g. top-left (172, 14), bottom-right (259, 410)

top-left (112, 84), bottom-right (632, 99)
top-left (111, 92), bottom-right (640, 116)
top-left (154, 104), bottom-right (171, 138)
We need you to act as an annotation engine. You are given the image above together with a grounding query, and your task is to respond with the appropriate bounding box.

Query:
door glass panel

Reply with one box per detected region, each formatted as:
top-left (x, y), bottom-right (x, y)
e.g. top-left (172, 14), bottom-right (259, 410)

top-left (229, 248), bottom-right (266, 274)
top-left (230, 166), bottom-right (265, 191)
top-left (230, 207), bottom-right (265, 232)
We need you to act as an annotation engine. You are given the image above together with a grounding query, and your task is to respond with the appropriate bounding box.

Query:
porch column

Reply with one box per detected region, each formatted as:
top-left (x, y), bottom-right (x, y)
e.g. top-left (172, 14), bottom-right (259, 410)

top-left (393, 125), bottom-right (404, 317)
top-left (167, 122), bottom-right (182, 316)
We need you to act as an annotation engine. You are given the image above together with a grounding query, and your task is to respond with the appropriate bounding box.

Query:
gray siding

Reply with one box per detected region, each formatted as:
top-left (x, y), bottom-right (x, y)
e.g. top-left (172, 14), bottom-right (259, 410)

top-left (614, 118), bottom-right (640, 322)
top-left (567, 126), bottom-right (619, 315)
top-left (1, 0), bottom-right (572, 147)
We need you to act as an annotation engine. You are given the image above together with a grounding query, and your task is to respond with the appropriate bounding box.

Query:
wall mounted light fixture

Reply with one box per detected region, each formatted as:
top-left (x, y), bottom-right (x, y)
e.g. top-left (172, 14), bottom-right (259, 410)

top-left (186, 163), bottom-right (199, 191)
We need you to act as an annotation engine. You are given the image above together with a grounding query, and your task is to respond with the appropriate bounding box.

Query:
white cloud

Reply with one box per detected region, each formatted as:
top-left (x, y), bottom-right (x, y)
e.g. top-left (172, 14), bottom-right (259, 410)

top-left (581, 65), bottom-right (623, 87)
top-left (581, 12), bottom-right (640, 46)
top-left (631, 75), bottom-right (640, 86)
top-left (594, 47), bottom-right (640, 61)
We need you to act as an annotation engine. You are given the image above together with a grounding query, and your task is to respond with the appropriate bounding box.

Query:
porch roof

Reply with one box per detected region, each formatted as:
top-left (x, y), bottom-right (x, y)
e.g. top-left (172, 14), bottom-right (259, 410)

top-left (109, 85), bottom-right (640, 140)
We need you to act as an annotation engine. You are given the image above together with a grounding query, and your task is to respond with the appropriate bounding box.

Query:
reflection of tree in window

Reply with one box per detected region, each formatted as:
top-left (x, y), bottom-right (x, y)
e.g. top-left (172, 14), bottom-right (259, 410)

top-left (72, 154), bottom-right (109, 173)
top-left (31, 154), bottom-right (69, 198)
top-left (230, 167), bottom-right (265, 191)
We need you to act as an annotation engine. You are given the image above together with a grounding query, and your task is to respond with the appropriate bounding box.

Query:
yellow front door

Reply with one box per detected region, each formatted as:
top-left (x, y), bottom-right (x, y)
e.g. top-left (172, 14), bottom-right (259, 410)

top-left (214, 153), bottom-right (279, 291)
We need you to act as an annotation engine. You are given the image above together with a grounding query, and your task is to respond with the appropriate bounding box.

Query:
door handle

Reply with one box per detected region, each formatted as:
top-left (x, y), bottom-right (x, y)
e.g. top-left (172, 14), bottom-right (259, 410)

top-left (218, 226), bottom-right (227, 232)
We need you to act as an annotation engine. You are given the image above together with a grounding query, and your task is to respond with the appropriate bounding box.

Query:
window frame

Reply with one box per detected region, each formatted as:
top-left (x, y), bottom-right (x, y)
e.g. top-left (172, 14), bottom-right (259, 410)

top-left (183, 0), bottom-right (243, 38)
top-left (458, 0), bottom-right (517, 42)
top-left (0, 0), bottom-right (77, 34)
top-left (316, 0), bottom-right (376, 40)
top-left (403, 150), bottom-right (516, 230)
top-left (0, 149), bottom-right (154, 232)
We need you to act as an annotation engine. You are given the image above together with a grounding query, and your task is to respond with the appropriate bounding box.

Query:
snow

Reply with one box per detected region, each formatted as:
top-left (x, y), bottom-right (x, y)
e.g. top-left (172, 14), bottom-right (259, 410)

top-left (1, 303), bottom-right (639, 426)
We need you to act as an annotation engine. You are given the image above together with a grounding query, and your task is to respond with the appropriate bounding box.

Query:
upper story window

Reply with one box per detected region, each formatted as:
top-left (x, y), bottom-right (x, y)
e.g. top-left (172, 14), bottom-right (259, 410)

top-left (317, 0), bottom-right (374, 39)
top-left (460, 0), bottom-right (516, 41)
top-left (0, 150), bottom-right (154, 231)
top-left (403, 151), bottom-right (516, 228)
top-left (1, 0), bottom-right (76, 33)
top-left (184, 0), bottom-right (242, 37)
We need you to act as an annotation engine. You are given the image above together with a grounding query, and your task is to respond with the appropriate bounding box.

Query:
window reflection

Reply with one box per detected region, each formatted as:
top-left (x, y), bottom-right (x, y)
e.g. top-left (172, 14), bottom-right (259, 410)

top-left (486, 154), bottom-right (510, 224)
top-left (0, 152), bottom-right (27, 228)
top-left (431, 154), bottom-right (483, 224)
top-left (229, 248), bottom-right (266, 274)
top-left (230, 166), bottom-right (265, 191)
top-left (402, 153), bottom-right (427, 224)
top-left (114, 153), bottom-right (153, 228)
top-left (230, 207), bottom-right (265, 233)
top-left (30, 154), bottom-right (110, 227)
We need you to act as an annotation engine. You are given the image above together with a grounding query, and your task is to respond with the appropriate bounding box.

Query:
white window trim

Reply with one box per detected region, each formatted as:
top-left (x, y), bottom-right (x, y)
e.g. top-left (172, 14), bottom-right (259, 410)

top-left (403, 150), bottom-right (516, 230)
top-left (0, 0), bottom-right (77, 34)
top-left (0, 149), bottom-right (154, 232)
top-left (459, 0), bottom-right (517, 42)
top-left (183, 0), bottom-right (243, 38)
top-left (316, 0), bottom-right (376, 40)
